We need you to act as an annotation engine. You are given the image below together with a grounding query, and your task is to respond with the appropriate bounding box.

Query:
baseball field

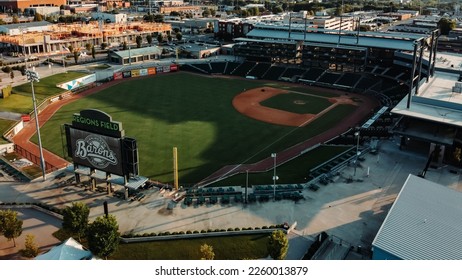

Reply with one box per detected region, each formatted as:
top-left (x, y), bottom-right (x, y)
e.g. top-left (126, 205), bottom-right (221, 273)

top-left (34, 72), bottom-right (366, 184)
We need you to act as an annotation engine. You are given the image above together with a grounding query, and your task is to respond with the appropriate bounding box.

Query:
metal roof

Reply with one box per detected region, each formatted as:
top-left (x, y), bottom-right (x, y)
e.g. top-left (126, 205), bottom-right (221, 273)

top-left (372, 174), bottom-right (462, 260)
top-left (112, 46), bottom-right (162, 58)
top-left (244, 28), bottom-right (422, 51)
top-left (0, 21), bottom-right (52, 30)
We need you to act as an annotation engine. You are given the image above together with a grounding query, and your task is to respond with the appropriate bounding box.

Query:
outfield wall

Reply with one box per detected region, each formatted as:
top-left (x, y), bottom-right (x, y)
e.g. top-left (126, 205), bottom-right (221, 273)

top-left (113, 64), bottom-right (178, 80)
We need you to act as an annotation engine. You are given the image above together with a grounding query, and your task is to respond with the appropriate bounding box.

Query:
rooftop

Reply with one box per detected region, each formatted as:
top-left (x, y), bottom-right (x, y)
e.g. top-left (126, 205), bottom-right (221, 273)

top-left (372, 174), bottom-right (462, 260)
top-left (392, 52), bottom-right (462, 127)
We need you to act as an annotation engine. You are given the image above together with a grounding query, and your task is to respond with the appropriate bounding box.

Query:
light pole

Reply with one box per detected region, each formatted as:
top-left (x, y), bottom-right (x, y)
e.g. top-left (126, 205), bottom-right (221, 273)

top-left (26, 70), bottom-right (46, 181)
top-left (271, 153), bottom-right (278, 201)
top-left (353, 131), bottom-right (360, 177)
top-left (245, 170), bottom-right (249, 204)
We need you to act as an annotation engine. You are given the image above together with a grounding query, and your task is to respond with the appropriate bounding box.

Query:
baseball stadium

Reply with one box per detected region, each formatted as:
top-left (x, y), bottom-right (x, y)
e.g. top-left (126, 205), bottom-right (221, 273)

top-left (4, 25), bottom-right (436, 189)
top-left (5, 23), bottom-right (461, 260)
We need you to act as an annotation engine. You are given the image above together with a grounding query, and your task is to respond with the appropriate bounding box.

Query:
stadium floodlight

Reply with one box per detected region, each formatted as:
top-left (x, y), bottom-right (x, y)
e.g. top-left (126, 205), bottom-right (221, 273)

top-left (271, 153), bottom-right (278, 201)
top-left (26, 70), bottom-right (46, 181)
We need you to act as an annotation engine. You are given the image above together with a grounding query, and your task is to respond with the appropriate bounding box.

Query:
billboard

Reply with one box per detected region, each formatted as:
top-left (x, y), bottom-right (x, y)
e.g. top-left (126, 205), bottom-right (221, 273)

top-left (67, 127), bottom-right (124, 175)
top-left (113, 72), bottom-right (123, 80)
top-left (148, 68), bottom-right (156, 75)
top-left (140, 69), bottom-right (148, 76)
top-left (131, 69), bottom-right (140, 77)
top-left (122, 71), bottom-right (132, 78)
top-left (57, 74), bottom-right (96, 90)
top-left (170, 64), bottom-right (178, 71)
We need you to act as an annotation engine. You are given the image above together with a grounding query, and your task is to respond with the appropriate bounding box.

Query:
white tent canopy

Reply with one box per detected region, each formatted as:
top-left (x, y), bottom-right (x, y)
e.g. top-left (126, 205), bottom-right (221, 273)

top-left (35, 237), bottom-right (94, 260)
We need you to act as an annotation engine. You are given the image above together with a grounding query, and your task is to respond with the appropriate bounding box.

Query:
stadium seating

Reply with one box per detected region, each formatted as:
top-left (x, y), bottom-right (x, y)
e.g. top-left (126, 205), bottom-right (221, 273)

top-left (224, 62), bottom-right (241, 75)
top-left (301, 68), bottom-right (325, 82)
top-left (190, 63), bottom-right (212, 74)
top-left (210, 62), bottom-right (227, 74)
top-left (336, 73), bottom-right (362, 88)
top-left (262, 66), bottom-right (286, 80)
top-left (280, 67), bottom-right (307, 81)
top-left (247, 62), bottom-right (271, 78)
top-left (317, 72), bottom-right (342, 85)
top-left (231, 61), bottom-right (256, 76)
top-left (354, 77), bottom-right (379, 91)
top-left (180, 64), bottom-right (208, 74)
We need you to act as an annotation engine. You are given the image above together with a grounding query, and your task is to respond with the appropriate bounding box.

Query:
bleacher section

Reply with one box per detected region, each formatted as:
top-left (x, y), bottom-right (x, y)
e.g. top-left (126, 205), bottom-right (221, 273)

top-left (247, 62), bottom-right (271, 79)
top-left (210, 62), bottom-right (227, 74)
top-left (301, 68), bottom-right (325, 82)
top-left (280, 67), bottom-right (306, 81)
top-left (336, 73), bottom-right (361, 88)
top-left (180, 64), bottom-right (208, 74)
top-left (317, 72), bottom-right (342, 85)
top-left (224, 62), bottom-right (241, 75)
top-left (231, 61), bottom-right (256, 76)
top-left (355, 77), bottom-right (378, 91)
top-left (192, 63), bottom-right (212, 74)
top-left (262, 66), bottom-right (286, 80)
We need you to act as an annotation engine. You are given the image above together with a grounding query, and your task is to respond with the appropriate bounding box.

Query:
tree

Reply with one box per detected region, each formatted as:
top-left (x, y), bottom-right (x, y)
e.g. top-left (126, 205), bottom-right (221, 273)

top-left (267, 230), bottom-right (288, 260)
top-left (68, 45), bottom-right (73, 53)
top-left (146, 34), bottom-right (153, 45)
top-left (0, 209), bottom-right (23, 247)
top-left (122, 41), bottom-right (127, 50)
top-left (62, 202), bottom-right (90, 241)
top-left (100, 42), bottom-right (108, 50)
top-left (34, 13), bottom-right (43, 22)
top-left (176, 32), bottom-right (182, 41)
top-left (85, 43), bottom-right (92, 52)
top-left (86, 215), bottom-right (120, 259)
top-left (21, 234), bottom-right (39, 258)
top-left (153, 14), bottom-right (164, 23)
top-left (91, 45), bottom-right (95, 59)
top-left (157, 34), bottom-right (163, 44)
top-left (200, 243), bottom-right (215, 260)
top-left (73, 51), bottom-right (79, 64)
top-left (438, 17), bottom-right (456, 35)
top-left (10, 71), bottom-right (14, 80)
top-left (12, 15), bottom-right (19, 24)
top-left (136, 35), bottom-right (142, 48)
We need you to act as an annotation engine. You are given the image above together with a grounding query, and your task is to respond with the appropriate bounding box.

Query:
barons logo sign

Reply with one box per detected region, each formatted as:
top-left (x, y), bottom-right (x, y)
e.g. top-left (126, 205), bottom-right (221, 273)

top-left (75, 134), bottom-right (118, 169)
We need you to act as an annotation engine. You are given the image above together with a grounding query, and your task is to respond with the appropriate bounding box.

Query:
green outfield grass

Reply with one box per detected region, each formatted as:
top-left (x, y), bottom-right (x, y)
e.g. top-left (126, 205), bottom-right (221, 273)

top-left (0, 71), bottom-right (85, 114)
top-left (215, 145), bottom-right (351, 186)
top-left (110, 233), bottom-right (269, 260)
top-left (0, 119), bottom-right (16, 144)
top-left (33, 72), bottom-right (358, 184)
top-left (260, 92), bottom-right (333, 114)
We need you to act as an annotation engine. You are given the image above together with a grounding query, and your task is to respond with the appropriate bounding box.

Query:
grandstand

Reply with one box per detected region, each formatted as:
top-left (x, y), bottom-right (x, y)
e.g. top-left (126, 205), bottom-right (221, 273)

top-left (262, 65), bottom-right (286, 80)
top-left (231, 61), bottom-right (256, 76)
top-left (247, 62), bottom-right (271, 79)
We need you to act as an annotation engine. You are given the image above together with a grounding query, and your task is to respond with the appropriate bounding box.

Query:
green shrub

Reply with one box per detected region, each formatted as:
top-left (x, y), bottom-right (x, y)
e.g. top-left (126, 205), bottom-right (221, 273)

top-left (193, 230), bottom-right (199, 234)
top-left (227, 228), bottom-right (234, 231)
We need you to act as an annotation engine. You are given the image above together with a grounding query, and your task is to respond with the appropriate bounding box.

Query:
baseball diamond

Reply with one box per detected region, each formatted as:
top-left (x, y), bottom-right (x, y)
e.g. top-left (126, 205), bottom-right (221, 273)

top-left (20, 71), bottom-right (377, 185)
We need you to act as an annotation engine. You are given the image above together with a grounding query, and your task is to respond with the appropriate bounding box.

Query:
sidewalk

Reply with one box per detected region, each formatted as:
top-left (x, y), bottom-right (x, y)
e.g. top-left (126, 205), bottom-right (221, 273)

top-left (2, 138), bottom-right (459, 259)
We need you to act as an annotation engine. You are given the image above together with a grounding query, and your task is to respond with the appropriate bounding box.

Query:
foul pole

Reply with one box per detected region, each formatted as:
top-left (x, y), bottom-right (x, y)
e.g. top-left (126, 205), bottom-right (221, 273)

top-left (173, 147), bottom-right (178, 190)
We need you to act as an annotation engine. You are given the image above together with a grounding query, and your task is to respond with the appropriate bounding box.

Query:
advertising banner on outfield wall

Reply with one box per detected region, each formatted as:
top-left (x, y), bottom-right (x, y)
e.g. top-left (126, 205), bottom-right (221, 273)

top-left (163, 66), bottom-right (170, 73)
top-left (57, 74), bottom-right (96, 90)
top-left (131, 69), bottom-right (140, 77)
top-left (156, 66), bottom-right (163, 73)
top-left (122, 71), bottom-right (132, 78)
top-left (148, 68), bottom-right (156, 75)
top-left (113, 72), bottom-right (123, 80)
top-left (170, 64), bottom-right (178, 71)
top-left (68, 127), bottom-right (124, 176)
top-left (140, 69), bottom-right (148, 76)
